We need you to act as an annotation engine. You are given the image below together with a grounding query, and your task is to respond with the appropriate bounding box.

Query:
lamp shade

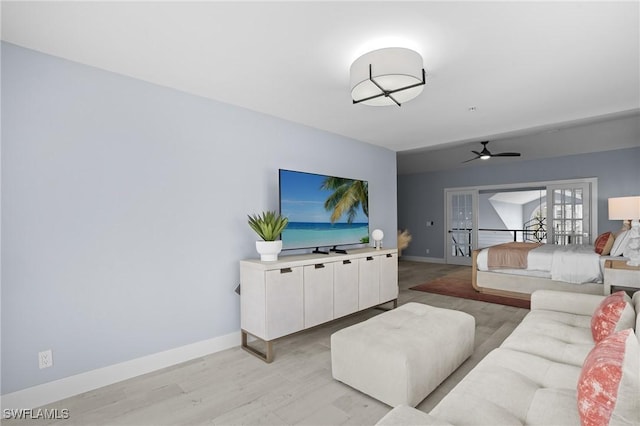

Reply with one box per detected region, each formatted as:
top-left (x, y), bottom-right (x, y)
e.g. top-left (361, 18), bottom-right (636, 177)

top-left (350, 47), bottom-right (425, 106)
top-left (371, 229), bottom-right (384, 241)
top-left (608, 196), bottom-right (640, 220)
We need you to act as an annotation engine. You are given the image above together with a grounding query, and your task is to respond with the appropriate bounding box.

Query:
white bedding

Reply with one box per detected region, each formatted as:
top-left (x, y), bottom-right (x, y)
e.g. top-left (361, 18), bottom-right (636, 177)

top-left (476, 244), bottom-right (608, 284)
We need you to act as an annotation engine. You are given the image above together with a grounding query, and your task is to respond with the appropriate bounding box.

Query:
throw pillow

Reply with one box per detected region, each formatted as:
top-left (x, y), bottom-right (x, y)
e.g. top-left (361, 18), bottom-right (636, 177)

top-left (610, 230), bottom-right (630, 257)
top-left (577, 329), bottom-right (640, 426)
top-left (594, 232), bottom-right (615, 255)
top-left (591, 291), bottom-right (635, 342)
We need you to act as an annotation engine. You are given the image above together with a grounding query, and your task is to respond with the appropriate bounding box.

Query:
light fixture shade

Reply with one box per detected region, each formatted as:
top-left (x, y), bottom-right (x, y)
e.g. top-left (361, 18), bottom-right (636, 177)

top-left (371, 229), bottom-right (384, 241)
top-left (371, 228), bottom-right (384, 250)
top-left (350, 47), bottom-right (425, 106)
top-left (608, 196), bottom-right (640, 220)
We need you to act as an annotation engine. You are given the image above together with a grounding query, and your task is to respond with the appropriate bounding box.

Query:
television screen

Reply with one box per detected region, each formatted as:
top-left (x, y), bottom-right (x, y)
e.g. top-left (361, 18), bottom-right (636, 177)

top-left (279, 169), bottom-right (369, 251)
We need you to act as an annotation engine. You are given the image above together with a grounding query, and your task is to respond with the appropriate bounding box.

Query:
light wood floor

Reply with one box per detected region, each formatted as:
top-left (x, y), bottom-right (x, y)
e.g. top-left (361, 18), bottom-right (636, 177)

top-left (13, 261), bottom-right (529, 426)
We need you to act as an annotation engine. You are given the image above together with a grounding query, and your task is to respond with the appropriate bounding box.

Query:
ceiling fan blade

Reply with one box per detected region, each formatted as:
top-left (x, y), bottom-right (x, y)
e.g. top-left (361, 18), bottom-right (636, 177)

top-left (492, 152), bottom-right (521, 157)
top-left (465, 141), bottom-right (519, 163)
top-left (462, 156), bottom-right (480, 163)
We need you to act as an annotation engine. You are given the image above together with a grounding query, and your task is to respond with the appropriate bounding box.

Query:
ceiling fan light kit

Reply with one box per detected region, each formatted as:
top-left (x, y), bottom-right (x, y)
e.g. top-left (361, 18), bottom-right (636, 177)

top-left (463, 141), bottom-right (521, 163)
top-left (350, 47), bottom-right (426, 107)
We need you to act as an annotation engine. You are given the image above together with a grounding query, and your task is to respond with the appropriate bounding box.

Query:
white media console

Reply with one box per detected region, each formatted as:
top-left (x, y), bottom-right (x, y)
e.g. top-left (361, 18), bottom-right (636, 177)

top-left (240, 247), bottom-right (398, 362)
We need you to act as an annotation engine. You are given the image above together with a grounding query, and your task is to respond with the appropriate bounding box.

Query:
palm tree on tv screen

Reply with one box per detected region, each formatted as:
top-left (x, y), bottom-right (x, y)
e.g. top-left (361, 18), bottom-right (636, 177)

top-left (321, 177), bottom-right (368, 223)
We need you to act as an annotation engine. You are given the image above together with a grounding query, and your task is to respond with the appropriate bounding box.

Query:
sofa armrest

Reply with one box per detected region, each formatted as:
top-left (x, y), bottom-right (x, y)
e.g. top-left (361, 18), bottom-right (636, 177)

top-left (531, 290), bottom-right (605, 316)
top-left (376, 406), bottom-right (454, 426)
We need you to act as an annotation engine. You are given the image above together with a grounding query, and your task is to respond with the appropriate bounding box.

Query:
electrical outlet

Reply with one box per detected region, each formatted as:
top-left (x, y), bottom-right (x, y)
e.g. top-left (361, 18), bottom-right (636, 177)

top-left (38, 349), bottom-right (53, 369)
top-left (425, 249), bottom-right (430, 254)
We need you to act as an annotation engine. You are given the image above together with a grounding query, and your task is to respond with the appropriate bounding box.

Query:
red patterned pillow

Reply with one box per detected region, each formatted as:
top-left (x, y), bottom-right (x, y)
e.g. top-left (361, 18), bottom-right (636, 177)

top-left (591, 292), bottom-right (635, 342)
top-left (577, 329), bottom-right (639, 426)
top-left (594, 232), bottom-right (615, 255)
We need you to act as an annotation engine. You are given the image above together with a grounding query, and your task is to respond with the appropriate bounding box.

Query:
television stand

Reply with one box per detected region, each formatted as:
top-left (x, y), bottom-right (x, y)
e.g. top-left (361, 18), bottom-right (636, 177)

top-left (330, 246), bottom-right (348, 254)
top-left (312, 247), bottom-right (330, 255)
top-left (240, 248), bottom-right (399, 362)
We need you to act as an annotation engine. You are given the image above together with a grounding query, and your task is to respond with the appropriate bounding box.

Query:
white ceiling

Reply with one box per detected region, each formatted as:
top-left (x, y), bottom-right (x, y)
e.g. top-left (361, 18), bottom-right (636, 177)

top-left (2, 1), bottom-right (639, 161)
top-left (490, 190), bottom-right (545, 206)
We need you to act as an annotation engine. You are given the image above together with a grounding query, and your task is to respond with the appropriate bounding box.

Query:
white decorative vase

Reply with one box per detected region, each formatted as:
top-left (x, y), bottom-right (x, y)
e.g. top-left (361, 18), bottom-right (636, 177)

top-left (256, 240), bottom-right (282, 261)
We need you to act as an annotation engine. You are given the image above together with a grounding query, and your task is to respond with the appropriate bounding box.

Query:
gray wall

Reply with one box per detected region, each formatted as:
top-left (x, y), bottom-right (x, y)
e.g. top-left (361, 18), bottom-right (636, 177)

top-left (1, 43), bottom-right (398, 394)
top-left (523, 195), bottom-right (546, 225)
top-left (398, 146), bottom-right (640, 259)
top-left (478, 193), bottom-right (506, 230)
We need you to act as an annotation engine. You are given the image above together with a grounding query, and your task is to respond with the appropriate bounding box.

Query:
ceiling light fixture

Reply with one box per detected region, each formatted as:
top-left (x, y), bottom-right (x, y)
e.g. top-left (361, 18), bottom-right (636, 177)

top-left (350, 47), bottom-right (426, 107)
top-left (463, 141), bottom-right (522, 163)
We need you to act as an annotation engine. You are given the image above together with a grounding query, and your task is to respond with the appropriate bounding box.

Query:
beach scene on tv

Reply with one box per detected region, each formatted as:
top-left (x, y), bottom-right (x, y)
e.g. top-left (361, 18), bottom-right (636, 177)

top-left (279, 170), bottom-right (369, 250)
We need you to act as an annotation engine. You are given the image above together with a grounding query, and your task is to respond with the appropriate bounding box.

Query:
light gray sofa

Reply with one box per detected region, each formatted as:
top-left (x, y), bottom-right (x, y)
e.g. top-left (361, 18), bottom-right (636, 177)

top-left (376, 290), bottom-right (640, 425)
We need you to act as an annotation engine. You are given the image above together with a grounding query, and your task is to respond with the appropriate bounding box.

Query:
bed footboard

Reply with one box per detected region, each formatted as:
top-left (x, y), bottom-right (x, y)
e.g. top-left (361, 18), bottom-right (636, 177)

top-left (472, 247), bottom-right (603, 300)
top-left (471, 249), bottom-right (481, 292)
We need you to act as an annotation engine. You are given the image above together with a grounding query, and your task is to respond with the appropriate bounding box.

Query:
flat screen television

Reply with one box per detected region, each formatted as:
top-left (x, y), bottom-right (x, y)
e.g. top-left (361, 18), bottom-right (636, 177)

top-left (279, 169), bottom-right (369, 253)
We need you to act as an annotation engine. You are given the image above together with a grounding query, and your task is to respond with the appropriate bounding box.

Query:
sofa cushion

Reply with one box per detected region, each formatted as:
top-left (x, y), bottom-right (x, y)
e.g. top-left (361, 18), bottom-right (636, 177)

top-left (591, 291), bottom-right (635, 342)
top-left (376, 405), bottom-right (453, 426)
top-left (429, 348), bottom-right (583, 425)
top-left (633, 292), bottom-right (640, 343)
top-left (531, 290), bottom-right (606, 317)
top-left (526, 388), bottom-right (582, 425)
top-left (501, 309), bottom-right (595, 366)
top-left (577, 329), bottom-right (640, 426)
top-left (594, 232), bottom-right (615, 255)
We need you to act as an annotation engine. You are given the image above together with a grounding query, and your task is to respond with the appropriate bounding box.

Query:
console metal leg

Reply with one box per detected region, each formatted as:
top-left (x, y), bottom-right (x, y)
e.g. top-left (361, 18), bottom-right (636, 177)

top-left (375, 298), bottom-right (398, 312)
top-left (241, 330), bottom-right (273, 363)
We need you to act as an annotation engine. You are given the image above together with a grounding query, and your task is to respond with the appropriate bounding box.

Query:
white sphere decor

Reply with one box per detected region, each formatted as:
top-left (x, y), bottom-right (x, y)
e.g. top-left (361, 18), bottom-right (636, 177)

top-left (371, 229), bottom-right (384, 249)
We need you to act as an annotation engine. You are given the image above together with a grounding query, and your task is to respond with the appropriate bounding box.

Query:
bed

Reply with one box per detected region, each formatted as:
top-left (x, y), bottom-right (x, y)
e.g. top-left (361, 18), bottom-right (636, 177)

top-left (471, 241), bottom-right (615, 300)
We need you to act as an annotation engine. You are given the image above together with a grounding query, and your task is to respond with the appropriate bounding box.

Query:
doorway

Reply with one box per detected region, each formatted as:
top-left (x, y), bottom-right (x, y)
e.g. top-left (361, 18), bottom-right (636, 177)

top-left (445, 178), bottom-right (597, 264)
top-left (445, 189), bottom-right (477, 266)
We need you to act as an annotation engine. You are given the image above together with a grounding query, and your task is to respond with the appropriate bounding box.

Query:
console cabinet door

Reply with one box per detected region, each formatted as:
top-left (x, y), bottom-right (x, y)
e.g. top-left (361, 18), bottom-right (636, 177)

top-left (265, 267), bottom-right (303, 339)
top-left (358, 255), bottom-right (380, 309)
top-left (303, 263), bottom-right (334, 328)
top-left (333, 259), bottom-right (359, 318)
top-left (379, 252), bottom-right (399, 303)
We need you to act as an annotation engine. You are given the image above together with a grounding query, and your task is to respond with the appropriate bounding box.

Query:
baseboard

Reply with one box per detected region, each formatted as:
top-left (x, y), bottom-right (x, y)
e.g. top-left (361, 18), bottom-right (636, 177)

top-left (400, 255), bottom-right (446, 264)
top-left (1, 331), bottom-right (241, 411)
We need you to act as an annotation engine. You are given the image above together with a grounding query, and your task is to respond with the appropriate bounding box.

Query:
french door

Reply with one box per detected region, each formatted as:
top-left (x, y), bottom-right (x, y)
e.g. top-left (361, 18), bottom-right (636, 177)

top-left (445, 189), bottom-right (478, 266)
top-left (443, 179), bottom-right (596, 265)
top-left (547, 182), bottom-right (591, 245)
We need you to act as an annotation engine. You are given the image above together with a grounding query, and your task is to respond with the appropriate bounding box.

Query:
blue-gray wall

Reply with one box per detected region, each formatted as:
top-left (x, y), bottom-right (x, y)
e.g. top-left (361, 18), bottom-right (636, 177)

top-left (1, 43), bottom-right (397, 394)
top-left (398, 146), bottom-right (640, 259)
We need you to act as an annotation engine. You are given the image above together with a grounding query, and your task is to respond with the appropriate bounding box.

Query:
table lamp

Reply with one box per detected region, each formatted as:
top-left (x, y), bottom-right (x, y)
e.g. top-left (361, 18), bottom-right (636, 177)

top-left (371, 229), bottom-right (384, 250)
top-left (608, 196), bottom-right (640, 266)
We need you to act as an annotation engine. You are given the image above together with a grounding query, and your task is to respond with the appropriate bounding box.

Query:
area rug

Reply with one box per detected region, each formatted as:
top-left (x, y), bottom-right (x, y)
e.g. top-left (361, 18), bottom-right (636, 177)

top-left (410, 269), bottom-right (531, 309)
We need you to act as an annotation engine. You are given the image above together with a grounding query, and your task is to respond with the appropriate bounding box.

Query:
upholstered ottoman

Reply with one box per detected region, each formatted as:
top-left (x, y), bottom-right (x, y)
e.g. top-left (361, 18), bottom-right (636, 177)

top-left (331, 302), bottom-right (475, 407)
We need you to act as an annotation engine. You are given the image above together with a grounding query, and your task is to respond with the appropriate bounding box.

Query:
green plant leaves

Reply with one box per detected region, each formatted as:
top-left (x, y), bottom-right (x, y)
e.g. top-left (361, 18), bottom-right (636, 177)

top-left (247, 211), bottom-right (289, 241)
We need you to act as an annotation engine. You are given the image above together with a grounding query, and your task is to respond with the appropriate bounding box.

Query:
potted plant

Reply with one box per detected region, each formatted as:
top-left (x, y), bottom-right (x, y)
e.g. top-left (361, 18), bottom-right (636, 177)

top-left (248, 211), bottom-right (289, 261)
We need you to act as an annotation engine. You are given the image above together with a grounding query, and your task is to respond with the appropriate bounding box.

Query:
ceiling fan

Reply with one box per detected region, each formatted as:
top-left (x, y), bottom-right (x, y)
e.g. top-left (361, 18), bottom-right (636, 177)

top-left (463, 141), bottom-right (521, 163)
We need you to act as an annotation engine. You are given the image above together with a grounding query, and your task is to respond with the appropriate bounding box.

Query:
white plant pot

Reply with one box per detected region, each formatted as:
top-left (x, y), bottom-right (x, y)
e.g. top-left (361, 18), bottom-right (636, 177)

top-left (256, 240), bottom-right (282, 262)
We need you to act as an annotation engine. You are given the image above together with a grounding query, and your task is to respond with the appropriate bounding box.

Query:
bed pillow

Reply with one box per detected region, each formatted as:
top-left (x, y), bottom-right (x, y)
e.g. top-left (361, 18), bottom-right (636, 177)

top-left (577, 329), bottom-right (639, 426)
top-left (591, 291), bottom-right (636, 342)
top-left (610, 230), bottom-right (630, 257)
top-left (594, 232), bottom-right (615, 255)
